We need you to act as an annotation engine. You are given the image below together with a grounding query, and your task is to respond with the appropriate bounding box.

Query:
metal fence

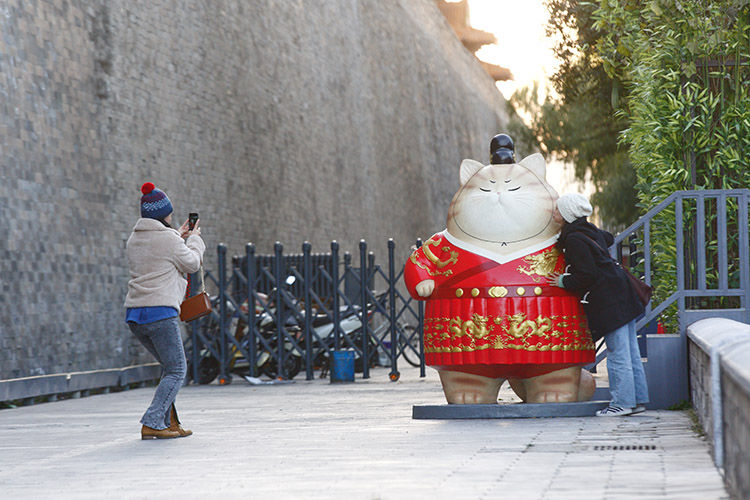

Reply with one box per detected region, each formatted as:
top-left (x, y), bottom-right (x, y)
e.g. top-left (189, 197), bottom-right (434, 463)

top-left (183, 239), bottom-right (426, 384)
top-left (594, 189), bottom-right (750, 406)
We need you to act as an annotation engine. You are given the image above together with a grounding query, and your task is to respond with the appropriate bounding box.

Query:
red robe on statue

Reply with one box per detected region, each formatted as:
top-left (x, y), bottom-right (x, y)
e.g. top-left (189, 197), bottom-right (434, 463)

top-left (404, 230), bottom-right (595, 379)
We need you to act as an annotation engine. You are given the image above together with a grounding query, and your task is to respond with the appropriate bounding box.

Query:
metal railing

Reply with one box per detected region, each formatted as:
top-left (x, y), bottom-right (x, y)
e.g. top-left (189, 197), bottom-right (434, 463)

top-left (184, 239), bottom-right (425, 384)
top-left (611, 189), bottom-right (749, 334)
top-left (591, 189), bottom-right (749, 406)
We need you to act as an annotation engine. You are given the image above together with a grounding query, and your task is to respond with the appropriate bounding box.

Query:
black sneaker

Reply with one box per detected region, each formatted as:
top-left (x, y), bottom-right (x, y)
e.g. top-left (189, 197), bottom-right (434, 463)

top-left (596, 405), bottom-right (634, 417)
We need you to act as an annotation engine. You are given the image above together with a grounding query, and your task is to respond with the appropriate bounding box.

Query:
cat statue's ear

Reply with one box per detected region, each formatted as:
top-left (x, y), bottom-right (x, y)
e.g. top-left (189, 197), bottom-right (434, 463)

top-left (519, 153), bottom-right (547, 180)
top-left (459, 159), bottom-right (485, 185)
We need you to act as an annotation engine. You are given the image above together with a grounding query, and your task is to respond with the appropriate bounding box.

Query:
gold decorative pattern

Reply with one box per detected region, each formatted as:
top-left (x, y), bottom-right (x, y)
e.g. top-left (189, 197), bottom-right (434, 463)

top-left (517, 287), bottom-right (525, 296)
top-left (423, 311), bottom-right (594, 354)
top-left (516, 247), bottom-right (561, 282)
top-left (409, 252), bottom-right (454, 278)
top-left (534, 287), bottom-right (543, 296)
top-left (448, 313), bottom-right (492, 340)
top-left (422, 236), bottom-right (458, 269)
top-left (455, 288), bottom-right (464, 297)
top-left (488, 286), bottom-right (508, 298)
top-left (409, 236), bottom-right (459, 278)
top-left (471, 288), bottom-right (480, 297)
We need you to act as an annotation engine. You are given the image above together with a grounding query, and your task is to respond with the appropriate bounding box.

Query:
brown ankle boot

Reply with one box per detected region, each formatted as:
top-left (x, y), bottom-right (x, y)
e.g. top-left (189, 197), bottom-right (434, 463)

top-left (141, 425), bottom-right (180, 440)
top-left (169, 405), bottom-right (193, 437)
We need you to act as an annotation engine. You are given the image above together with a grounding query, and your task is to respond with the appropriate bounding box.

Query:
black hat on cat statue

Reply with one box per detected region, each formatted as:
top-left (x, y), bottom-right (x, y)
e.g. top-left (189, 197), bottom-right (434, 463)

top-left (490, 133), bottom-right (515, 165)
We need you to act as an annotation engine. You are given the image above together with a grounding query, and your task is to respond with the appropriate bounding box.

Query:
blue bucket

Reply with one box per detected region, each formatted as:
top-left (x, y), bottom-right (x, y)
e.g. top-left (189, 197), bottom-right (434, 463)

top-left (330, 349), bottom-right (355, 383)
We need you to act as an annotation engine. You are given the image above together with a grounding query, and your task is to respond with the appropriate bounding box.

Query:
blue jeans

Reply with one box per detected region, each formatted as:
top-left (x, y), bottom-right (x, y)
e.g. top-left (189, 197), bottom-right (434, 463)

top-left (604, 319), bottom-right (649, 408)
top-left (128, 317), bottom-right (186, 429)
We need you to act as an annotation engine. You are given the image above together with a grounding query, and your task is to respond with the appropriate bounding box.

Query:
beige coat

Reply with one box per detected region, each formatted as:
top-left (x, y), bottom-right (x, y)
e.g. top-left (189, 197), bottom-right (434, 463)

top-left (124, 218), bottom-right (206, 311)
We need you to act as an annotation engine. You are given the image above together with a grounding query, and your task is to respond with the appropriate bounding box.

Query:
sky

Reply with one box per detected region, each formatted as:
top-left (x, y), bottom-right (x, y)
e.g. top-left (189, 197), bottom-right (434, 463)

top-left (456, 0), bottom-right (593, 197)
top-left (465, 0), bottom-right (559, 101)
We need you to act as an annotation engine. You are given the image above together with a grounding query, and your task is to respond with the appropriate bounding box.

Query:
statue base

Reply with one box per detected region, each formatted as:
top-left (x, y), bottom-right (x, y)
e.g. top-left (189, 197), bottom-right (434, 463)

top-left (412, 401), bottom-right (609, 419)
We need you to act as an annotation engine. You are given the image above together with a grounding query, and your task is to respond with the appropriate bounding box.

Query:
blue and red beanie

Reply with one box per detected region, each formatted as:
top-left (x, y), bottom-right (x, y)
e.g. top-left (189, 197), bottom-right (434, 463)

top-left (140, 182), bottom-right (173, 220)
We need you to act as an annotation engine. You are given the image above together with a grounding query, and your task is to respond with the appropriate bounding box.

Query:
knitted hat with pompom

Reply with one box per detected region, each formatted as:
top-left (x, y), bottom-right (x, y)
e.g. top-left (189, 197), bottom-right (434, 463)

top-left (140, 182), bottom-right (173, 220)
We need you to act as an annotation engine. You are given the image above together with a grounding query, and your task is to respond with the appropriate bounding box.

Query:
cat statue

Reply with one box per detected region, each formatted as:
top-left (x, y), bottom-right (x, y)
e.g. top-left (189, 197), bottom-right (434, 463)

top-left (404, 134), bottom-right (596, 404)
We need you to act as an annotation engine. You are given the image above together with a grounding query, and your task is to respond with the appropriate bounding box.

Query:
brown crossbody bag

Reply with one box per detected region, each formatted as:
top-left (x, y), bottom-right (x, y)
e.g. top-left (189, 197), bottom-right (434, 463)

top-left (180, 266), bottom-right (212, 322)
top-left (581, 234), bottom-right (653, 306)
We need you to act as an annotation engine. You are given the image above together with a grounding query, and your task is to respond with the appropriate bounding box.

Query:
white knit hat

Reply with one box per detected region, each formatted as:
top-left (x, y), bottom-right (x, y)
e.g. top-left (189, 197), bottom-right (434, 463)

top-left (557, 193), bottom-right (593, 223)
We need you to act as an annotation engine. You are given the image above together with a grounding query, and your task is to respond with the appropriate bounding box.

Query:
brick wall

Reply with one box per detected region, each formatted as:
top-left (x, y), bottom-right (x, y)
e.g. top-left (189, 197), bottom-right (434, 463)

top-left (0, 0), bottom-right (518, 378)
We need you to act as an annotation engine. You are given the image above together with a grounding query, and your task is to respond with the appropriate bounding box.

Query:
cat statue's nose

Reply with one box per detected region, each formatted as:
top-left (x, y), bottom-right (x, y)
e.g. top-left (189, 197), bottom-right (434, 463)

top-left (490, 133), bottom-right (515, 165)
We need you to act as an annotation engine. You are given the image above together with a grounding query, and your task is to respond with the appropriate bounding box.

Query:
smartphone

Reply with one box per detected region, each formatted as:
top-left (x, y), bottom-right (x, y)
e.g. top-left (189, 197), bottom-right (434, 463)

top-left (188, 212), bottom-right (199, 230)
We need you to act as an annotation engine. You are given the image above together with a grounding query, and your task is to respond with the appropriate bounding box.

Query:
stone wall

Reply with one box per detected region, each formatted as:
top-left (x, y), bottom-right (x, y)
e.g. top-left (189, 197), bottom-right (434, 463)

top-left (0, 0), bottom-right (518, 378)
top-left (722, 371), bottom-right (750, 499)
top-left (688, 341), bottom-right (712, 441)
top-left (687, 318), bottom-right (750, 499)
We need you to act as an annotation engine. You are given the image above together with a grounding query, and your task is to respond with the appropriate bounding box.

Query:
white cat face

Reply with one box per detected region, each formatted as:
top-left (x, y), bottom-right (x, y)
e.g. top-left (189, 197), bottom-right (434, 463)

top-left (446, 153), bottom-right (560, 247)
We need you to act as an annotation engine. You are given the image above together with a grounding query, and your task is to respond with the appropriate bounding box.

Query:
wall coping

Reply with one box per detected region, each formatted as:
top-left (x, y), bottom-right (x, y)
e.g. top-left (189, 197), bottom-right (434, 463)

top-left (687, 317), bottom-right (750, 353)
top-left (687, 317), bottom-right (750, 394)
top-left (0, 363), bottom-right (161, 402)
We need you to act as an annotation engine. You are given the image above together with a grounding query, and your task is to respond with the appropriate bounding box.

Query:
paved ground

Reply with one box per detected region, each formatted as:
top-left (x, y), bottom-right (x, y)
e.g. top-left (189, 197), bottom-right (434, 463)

top-left (0, 365), bottom-right (730, 499)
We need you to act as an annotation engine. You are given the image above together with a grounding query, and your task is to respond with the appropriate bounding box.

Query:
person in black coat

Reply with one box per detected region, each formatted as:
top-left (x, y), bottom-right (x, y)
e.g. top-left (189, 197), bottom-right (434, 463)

top-left (548, 193), bottom-right (649, 416)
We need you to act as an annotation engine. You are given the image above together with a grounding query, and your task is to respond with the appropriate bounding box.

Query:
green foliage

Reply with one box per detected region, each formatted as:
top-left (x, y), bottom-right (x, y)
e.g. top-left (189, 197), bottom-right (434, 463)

top-left (592, 0), bottom-right (750, 194)
top-left (592, 0), bottom-right (750, 326)
top-left (514, 0), bottom-right (639, 229)
top-left (667, 400), bottom-right (692, 411)
top-left (685, 407), bottom-right (707, 437)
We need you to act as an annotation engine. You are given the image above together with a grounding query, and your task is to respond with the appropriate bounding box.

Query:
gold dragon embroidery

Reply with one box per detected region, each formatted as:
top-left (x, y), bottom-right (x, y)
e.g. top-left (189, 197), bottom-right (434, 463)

top-left (422, 237), bottom-right (459, 269)
top-left (409, 236), bottom-right (458, 278)
top-left (448, 313), bottom-right (492, 340)
top-left (516, 247), bottom-right (561, 282)
top-left (423, 312), bottom-right (595, 353)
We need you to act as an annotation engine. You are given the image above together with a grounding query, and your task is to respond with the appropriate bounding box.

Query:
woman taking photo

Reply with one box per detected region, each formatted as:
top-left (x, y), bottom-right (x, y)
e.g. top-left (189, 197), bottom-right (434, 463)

top-left (124, 182), bottom-right (205, 439)
top-left (549, 193), bottom-right (649, 417)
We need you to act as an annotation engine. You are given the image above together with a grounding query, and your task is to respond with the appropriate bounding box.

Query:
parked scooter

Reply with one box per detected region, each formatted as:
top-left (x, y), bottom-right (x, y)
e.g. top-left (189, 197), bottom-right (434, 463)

top-left (243, 276), bottom-right (304, 379)
top-left (186, 280), bottom-right (415, 383)
top-left (186, 276), bottom-right (303, 384)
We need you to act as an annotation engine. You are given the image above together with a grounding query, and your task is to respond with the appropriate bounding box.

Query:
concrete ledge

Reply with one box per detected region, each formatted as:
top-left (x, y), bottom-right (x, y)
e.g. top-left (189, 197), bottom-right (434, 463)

top-left (0, 374), bottom-right (69, 401)
top-left (687, 317), bottom-right (750, 354)
top-left (68, 368), bottom-right (122, 393)
top-left (687, 318), bottom-right (750, 433)
top-left (686, 317), bottom-right (750, 500)
top-left (120, 364), bottom-right (162, 386)
top-left (0, 363), bottom-right (161, 403)
top-left (412, 401), bottom-right (609, 419)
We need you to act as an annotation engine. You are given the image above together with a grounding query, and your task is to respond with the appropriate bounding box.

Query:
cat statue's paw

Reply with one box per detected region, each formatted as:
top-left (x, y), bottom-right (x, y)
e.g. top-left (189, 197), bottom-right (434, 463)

top-left (415, 279), bottom-right (435, 297)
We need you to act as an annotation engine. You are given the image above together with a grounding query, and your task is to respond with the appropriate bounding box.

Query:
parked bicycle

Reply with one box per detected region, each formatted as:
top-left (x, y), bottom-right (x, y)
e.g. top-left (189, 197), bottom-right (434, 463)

top-left (368, 318), bottom-right (422, 368)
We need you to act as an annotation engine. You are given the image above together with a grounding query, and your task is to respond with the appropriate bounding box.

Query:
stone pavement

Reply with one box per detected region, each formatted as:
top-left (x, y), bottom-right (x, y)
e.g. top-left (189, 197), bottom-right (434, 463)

top-left (0, 365), bottom-right (730, 499)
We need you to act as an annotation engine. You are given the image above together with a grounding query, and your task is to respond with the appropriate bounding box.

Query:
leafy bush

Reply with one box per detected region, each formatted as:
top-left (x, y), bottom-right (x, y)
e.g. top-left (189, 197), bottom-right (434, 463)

top-left (592, 0), bottom-right (750, 325)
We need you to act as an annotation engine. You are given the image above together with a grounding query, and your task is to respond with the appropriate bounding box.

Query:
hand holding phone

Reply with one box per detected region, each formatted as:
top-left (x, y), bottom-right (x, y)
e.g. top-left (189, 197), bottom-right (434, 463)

top-left (188, 212), bottom-right (199, 230)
